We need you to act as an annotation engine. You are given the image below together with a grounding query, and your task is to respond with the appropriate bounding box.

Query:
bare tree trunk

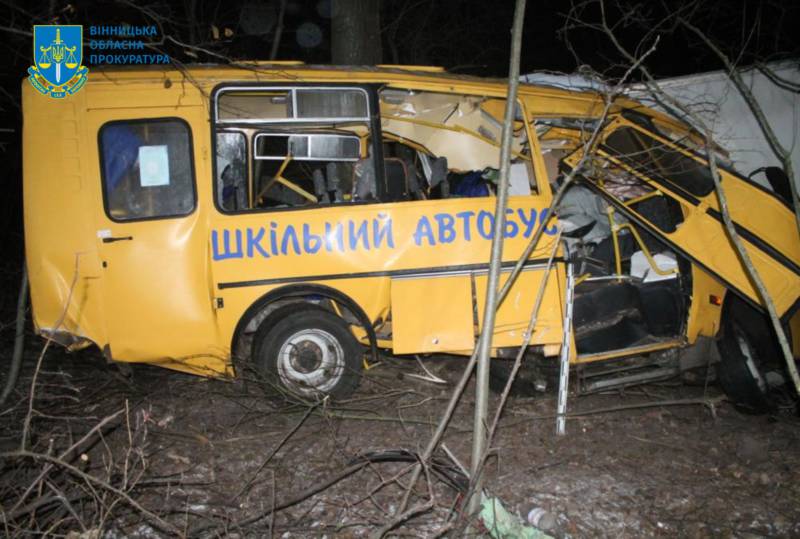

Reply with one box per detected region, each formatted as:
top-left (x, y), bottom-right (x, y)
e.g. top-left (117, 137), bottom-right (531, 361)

top-left (331, 0), bottom-right (382, 65)
top-left (270, 0), bottom-right (288, 60)
top-left (187, 0), bottom-right (197, 45)
top-left (467, 0), bottom-right (527, 516)
top-left (0, 266), bottom-right (27, 406)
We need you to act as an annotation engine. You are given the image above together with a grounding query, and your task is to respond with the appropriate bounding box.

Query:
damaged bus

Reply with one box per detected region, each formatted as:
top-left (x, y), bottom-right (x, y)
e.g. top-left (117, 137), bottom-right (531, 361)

top-left (22, 63), bottom-right (800, 411)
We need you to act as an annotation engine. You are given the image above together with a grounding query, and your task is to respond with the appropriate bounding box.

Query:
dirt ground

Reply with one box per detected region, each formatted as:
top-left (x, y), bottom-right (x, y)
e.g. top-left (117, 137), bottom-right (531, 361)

top-left (2, 341), bottom-right (800, 538)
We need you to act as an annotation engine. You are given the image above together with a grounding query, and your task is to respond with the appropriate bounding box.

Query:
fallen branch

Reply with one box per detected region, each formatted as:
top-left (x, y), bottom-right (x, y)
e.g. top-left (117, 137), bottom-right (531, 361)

top-left (10, 409), bottom-right (125, 516)
top-left (509, 395), bottom-right (727, 420)
top-left (373, 454), bottom-right (437, 538)
top-left (0, 449), bottom-right (181, 535)
top-left (191, 460), bottom-right (371, 535)
top-left (234, 402), bottom-right (318, 500)
top-left (372, 500), bottom-right (434, 538)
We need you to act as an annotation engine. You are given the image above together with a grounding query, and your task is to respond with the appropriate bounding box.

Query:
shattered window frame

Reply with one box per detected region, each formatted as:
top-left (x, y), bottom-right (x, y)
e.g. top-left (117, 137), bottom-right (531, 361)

top-left (210, 83), bottom-right (383, 215)
top-left (602, 125), bottom-right (715, 199)
top-left (378, 87), bottom-right (545, 194)
top-left (215, 130), bottom-right (249, 212)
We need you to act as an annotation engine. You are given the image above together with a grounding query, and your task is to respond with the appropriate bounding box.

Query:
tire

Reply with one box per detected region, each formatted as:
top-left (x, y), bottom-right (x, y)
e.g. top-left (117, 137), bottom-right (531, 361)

top-left (252, 303), bottom-right (363, 400)
top-left (716, 301), bottom-right (781, 413)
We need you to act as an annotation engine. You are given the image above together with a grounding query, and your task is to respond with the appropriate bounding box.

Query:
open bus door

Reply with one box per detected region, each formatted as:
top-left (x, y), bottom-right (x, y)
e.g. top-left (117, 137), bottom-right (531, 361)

top-left (562, 115), bottom-right (800, 319)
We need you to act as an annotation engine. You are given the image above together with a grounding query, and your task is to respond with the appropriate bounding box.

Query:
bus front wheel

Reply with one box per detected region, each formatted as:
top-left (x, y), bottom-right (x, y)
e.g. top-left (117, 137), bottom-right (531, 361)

top-left (716, 297), bottom-right (786, 413)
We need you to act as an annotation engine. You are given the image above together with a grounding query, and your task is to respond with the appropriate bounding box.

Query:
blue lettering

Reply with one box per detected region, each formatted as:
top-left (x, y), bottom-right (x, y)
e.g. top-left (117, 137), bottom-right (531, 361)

top-left (517, 208), bottom-right (538, 238)
top-left (504, 208), bottom-right (519, 238)
top-left (477, 210), bottom-right (494, 240)
top-left (325, 222), bottom-right (344, 252)
top-left (269, 222), bottom-right (279, 255)
top-left (303, 224), bottom-right (322, 254)
top-left (280, 225), bottom-right (301, 255)
top-left (373, 217), bottom-right (395, 249)
top-left (349, 220), bottom-right (370, 251)
top-left (413, 216), bottom-right (436, 246)
top-left (434, 213), bottom-right (456, 244)
top-left (246, 227), bottom-right (269, 258)
top-left (539, 208), bottom-right (558, 236)
top-left (211, 229), bottom-right (243, 260)
top-left (455, 211), bottom-right (475, 241)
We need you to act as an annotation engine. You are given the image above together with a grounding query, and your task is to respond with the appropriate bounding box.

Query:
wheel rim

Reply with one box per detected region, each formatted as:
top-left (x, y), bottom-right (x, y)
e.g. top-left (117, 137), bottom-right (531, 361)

top-left (734, 326), bottom-right (767, 394)
top-left (276, 328), bottom-right (345, 395)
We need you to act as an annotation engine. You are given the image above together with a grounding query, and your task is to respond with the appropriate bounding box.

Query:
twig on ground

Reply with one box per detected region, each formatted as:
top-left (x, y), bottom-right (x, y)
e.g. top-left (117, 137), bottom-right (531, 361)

top-left (509, 395), bottom-right (727, 420)
top-left (10, 409), bottom-right (125, 516)
top-left (234, 402), bottom-right (319, 501)
top-left (0, 449), bottom-right (180, 535)
top-left (21, 254), bottom-right (82, 450)
top-left (191, 460), bottom-right (371, 535)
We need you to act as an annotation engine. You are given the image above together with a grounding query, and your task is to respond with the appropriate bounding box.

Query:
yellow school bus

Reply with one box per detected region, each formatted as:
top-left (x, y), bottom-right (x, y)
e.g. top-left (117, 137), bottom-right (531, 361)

top-left (22, 63), bottom-right (800, 410)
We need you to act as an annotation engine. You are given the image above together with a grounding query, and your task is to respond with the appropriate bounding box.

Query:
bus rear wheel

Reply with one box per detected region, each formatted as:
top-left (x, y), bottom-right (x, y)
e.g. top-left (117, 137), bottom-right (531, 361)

top-left (252, 304), bottom-right (363, 400)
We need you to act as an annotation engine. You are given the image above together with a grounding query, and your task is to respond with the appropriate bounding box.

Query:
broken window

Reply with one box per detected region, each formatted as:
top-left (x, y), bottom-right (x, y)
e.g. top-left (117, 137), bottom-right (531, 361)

top-left (216, 131), bottom-right (248, 212)
top-left (604, 127), bottom-right (714, 198)
top-left (378, 88), bottom-right (539, 199)
top-left (213, 85), bottom-right (378, 211)
top-left (213, 85), bottom-right (543, 212)
top-left (99, 118), bottom-right (195, 221)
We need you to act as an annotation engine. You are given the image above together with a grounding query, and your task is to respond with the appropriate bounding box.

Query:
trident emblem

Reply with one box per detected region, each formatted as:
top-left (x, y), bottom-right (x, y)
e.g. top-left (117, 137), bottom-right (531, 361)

top-left (38, 28), bottom-right (78, 83)
top-left (28, 25), bottom-right (88, 98)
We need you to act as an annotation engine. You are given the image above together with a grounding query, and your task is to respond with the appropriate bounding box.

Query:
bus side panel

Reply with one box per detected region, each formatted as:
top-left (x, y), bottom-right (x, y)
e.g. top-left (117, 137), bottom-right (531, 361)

top-left (391, 274), bottom-right (474, 354)
top-left (22, 83), bottom-right (108, 348)
top-left (685, 264), bottom-right (726, 343)
top-left (213, 276), bottom-right (393, 354)
top-left (473, 265), bottom-right (565, 349)
top-left (209, 196), bottom-right (564, 356)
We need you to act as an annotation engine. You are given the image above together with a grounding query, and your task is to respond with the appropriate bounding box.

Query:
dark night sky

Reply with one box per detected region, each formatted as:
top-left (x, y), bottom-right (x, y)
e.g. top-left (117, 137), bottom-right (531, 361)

top-left (0, 0), bottom-right (797, 273)
top-left (3, 1), bottom-right (798, 77)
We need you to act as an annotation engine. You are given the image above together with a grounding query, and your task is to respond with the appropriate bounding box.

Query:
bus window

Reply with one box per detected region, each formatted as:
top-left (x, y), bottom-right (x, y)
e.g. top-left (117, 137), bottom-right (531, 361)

top-left (99, 118), bottom-right (195, 221)
top-left (216, 131), bottom-right (248, 212)
top-left (253, 131), bottom-right (363, 208)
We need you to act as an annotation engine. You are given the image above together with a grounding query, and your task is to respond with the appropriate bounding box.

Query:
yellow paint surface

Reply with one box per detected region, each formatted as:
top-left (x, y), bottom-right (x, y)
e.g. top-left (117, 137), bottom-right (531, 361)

top-left (22, 64), bottom-right (800, 378)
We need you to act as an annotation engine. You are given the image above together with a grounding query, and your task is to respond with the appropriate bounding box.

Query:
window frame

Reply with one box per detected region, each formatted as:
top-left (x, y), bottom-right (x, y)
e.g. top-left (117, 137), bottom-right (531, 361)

top-left (602, 125), bottom-right (715, 199)
top-left (253, 132), bottom-right (362, 162)
top-left (210, 82), bottom-right (386, 216)
top-left (614, 113), bottom-right (795, 212)
top-left (215, 129), bottom-right (250, 211)
top-left (214, 86), bottom-right (371, 125)
top-left (97, 117), bottom-right (198, 223)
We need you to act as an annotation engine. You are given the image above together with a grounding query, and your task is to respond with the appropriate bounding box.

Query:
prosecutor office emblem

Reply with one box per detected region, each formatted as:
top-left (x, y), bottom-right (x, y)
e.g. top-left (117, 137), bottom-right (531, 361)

top-left (28, 25), bottom-right (89, 98)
